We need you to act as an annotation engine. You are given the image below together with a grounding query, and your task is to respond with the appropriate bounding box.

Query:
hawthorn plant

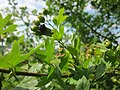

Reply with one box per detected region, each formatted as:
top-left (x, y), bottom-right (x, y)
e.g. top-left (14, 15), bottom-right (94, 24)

top-left (0, 7), bottom-right (120, 90)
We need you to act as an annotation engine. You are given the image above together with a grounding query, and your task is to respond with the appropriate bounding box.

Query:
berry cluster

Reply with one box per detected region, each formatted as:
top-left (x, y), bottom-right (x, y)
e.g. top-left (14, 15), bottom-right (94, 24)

top-left (31, 9), bottom-right (52, 36)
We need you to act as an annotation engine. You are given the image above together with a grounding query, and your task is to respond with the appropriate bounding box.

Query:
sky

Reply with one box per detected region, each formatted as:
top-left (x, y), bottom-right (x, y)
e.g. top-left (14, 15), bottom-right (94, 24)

top-left (0, 0), bottom-right (46, 10)
top-left (0, 0), bottom-right (96, 14)
top-left (0, 0), bottom-right (47, 22)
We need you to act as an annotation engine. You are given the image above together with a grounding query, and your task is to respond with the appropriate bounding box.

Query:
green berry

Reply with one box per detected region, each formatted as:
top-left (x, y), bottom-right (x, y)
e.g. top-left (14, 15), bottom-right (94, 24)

top-left (111, 77), bottom-right (117, 82)
top-left (31, 25), bottom-right (39, 32)
top-left (43, 9), bottom-right (49, 15)
top-left (89, 74), bottom-right (94, 79)
top-left (105, 41), bottom-right (112, 47)
top-left (104, 40), bottom-right (112, 48)
top-left (33, 20), bottom-right (40, 26)
top-left (37, 15), bottom-right (45, 23)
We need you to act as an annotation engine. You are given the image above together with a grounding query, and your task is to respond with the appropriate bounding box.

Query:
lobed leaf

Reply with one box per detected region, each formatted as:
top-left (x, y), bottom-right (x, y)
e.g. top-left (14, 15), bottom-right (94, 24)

top-left (1, 24), bottom-right (17, 34)
top-left (76, 76), bottom-right (90, 90)
top-left (67, 46), bottom-right (77, 56)
top-left (19, 43), bottom-right (44, 64)
top-left (45, 39), bottom-right (55, 63)
top-left (95, 63), bottom-right (106, 80)
top-left (0, 14), bottom-right (12, 32)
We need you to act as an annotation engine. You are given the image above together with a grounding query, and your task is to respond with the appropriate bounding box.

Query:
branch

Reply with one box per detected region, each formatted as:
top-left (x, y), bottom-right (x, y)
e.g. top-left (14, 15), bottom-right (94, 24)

top-left (60, 4), bottom-right (118, 44)
top-left (0, 69), bottom-right (73, 78)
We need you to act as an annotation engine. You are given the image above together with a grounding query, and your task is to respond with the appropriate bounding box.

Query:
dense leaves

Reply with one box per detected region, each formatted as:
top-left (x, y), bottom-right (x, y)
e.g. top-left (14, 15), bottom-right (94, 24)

top-left (46, 0), bottom-right (119, 44)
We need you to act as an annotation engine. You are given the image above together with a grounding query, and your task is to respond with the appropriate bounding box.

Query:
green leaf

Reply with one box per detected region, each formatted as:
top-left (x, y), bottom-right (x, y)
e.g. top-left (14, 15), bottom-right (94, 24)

top-left (54, 66), bottom-right (68, 90)
top-left (0, 13), bottom-right (2, 21)
top-left (37, 76), bottom-right (50, 87)
top-left (59, 25), bottom-right (64, 40)
top-left (9, 41), bottom-right (21, 67)
top-left (74, 38), bottom-right (80, 51)
top-left (0, 38), bottom-right (42, 68)
top-left (57, 8), bottom-right (68, 25)
top-left (15, 77), bottom-right (38, 90)
top-left (45, 39), bottom-right (53, 51)
top-left (74, 66), bottom-right (83, 79)
top-left (59, 55), bottom-right (68, 70)
top-left (50, 59), bottom-right (61, 66)
top-left (17, 35), bottom-right (24, 43)
top-left (1, 24), bottom-right (17, 34)
top-left (53, 8), bottom-right (68, 26)
top-left (56, 75), bottom-right (68, 90)
top-left (0, 55), bottom-right (11, 68)
top-left (76, 76), bottom-right (90, 90)
top-left (47, 66), bottom-right (55, 79)
top-left (53, 18), bottom-right (58, 25)
top-left (52, 29), bottom-right (60, 40)
top-left (52, 26), bottom-right (64, 41)
top-left (95, 63), bottom-right (106, 80)
top-left (54, 66), bottom-right (62, 77)
top-left (36, 50), bottom-right (47, 60)
top-left (52, 8), bottom-right (67, 41)
top-left (59, 8), bottom-right (64, 16)
top-left (19, 43), bottom-right (44, 64)
top-left (0, 14), bottom-right (12, 32)
top-left (58, 15), bottom-right (68, 25)
top-left (67, 46), bottom-right (77, 56)
top-left (0, 41), bottom-right (20, 68)
top-left (0, 36), bottom-right (24, 68)
top-left (45, 39), bottom-right (54, 63)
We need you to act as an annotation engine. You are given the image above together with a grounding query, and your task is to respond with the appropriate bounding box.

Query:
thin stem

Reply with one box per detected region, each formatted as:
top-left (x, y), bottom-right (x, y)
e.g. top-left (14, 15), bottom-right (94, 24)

top-left (0, 69), bottom-right (73, 78)
top-left (47, 20), bottom-right (57, 30)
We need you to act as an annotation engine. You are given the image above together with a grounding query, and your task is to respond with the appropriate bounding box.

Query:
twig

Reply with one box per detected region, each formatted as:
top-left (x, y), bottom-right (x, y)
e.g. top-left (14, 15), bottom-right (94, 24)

top-left (0, 69), bottom-right (73, 78)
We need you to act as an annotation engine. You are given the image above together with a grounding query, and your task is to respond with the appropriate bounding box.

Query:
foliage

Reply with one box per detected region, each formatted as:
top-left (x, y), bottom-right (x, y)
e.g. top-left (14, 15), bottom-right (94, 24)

top-left (46, 0), bottom-right (120, 44)
top-left (0, 0), bottom-right (120, 90)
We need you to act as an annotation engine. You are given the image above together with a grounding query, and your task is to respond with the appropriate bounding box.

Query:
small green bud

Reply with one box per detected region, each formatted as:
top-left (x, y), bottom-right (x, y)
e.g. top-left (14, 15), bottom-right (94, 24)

top-left (43, 9), bottom-right (49, 15)
top-left (31, 25), bottom-right (39, 31)
top-left (37, 15), bottom-right (45, 23)
top-left (33, 20), bottom-right (40, 26)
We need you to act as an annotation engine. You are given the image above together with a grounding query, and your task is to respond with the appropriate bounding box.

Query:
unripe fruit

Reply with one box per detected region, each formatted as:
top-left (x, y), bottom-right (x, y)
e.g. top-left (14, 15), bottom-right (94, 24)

top-left (111, 77), bottom-right (117, 82)
top-left (89, 74), bottom-right (94, 79)
top-left (33, 20), bottom-right (40, 26)
top-left (31, 25), bottom-right (39, 31)
top-left (105, 41), bottom-right (112, 48)
top-left (37, 15), bottom-right (45, 23)
top-left (43, 9), bottom-right (49, 15)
